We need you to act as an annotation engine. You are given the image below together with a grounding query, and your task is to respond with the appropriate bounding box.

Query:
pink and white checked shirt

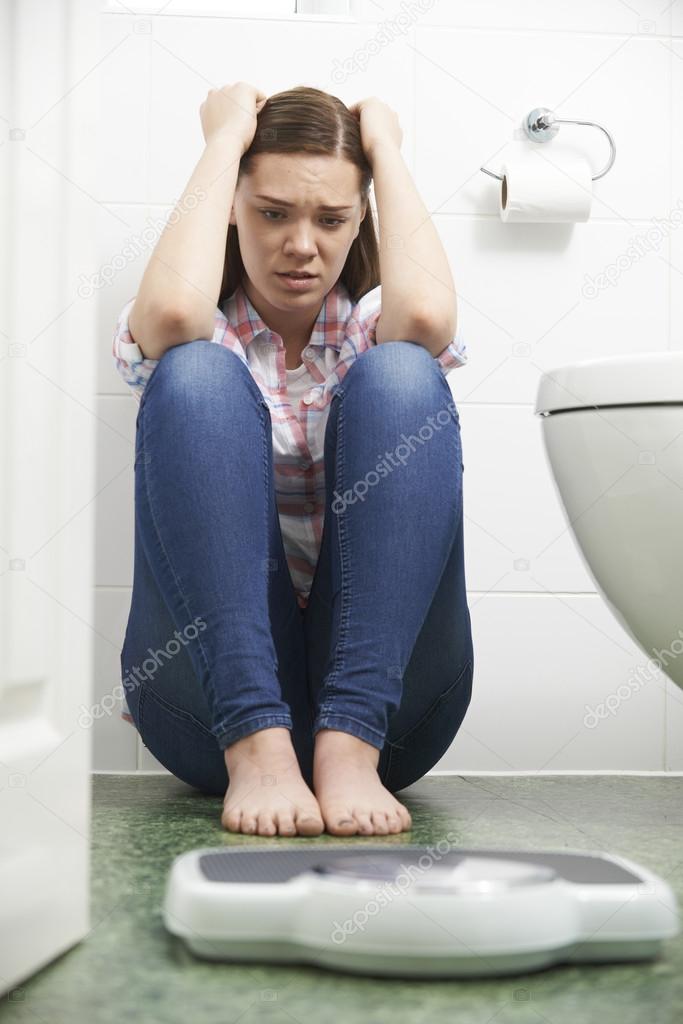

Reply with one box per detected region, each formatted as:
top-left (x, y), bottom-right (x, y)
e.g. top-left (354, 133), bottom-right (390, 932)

top-left (113, 280), bottom-right (467, 721)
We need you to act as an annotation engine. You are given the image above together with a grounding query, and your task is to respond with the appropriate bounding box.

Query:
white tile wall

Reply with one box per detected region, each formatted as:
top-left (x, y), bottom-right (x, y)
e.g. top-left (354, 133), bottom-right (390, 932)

top-left (97, 204), bottom-right (156, 396)
top-left (97, 16), bottom-right (151, 204)
top-left (147, 13), bottom-right (417, 204)
top-left (353, 0), bottom-right (671, 37)
top-left (96, 5), bottom-right (681, 774)
top-left (437, 219), bottom-right (670, 404)
top-left (459, 404), bottom-right (596, 595)
top-left (438, 592), bottom-right (667, 773)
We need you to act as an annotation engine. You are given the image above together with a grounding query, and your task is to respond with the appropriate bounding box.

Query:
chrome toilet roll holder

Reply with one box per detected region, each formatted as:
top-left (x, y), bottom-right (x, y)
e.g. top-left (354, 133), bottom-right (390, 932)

top-left (480, 106), bottom-right (616, 182)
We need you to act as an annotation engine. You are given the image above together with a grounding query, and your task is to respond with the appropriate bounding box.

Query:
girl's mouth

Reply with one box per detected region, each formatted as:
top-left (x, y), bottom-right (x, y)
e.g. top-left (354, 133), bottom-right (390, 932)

top-left (276, 272), bottom-right (319, 291)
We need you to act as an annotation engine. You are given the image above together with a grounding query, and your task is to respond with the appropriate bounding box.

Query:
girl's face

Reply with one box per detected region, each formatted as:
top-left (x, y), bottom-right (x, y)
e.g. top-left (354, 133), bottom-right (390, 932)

top-left (229, 151), bottom-right (367, 314)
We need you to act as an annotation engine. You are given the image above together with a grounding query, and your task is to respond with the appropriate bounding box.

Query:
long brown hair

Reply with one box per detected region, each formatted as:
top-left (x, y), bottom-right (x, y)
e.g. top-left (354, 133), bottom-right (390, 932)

top-left (219, 86), bottom-right (380, 307)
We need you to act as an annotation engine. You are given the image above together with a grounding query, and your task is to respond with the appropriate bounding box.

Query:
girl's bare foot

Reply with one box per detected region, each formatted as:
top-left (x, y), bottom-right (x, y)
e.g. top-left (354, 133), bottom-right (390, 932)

top-left (312, 728), bottom-right (412, 836)
top-left (221, 727), bottom-right (324, 836)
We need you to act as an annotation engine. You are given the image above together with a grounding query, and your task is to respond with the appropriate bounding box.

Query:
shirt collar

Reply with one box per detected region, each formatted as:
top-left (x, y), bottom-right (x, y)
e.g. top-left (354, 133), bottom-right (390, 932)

top-left (223, 279), bottom-right (354, 351)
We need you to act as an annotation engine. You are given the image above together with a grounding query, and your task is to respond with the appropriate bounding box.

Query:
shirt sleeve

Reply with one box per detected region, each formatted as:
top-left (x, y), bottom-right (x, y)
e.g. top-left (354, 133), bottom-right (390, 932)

top-left (111, 296), bottom-right (160, 404)
top-left (356, 284), bottom-right (468, 375)
top-left (112, 296), bottom-right (243, 404)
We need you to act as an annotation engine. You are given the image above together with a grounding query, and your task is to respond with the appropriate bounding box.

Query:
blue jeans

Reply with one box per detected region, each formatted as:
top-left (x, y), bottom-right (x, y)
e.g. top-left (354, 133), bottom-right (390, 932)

top-left (120, 338), bottom-right (474, 796)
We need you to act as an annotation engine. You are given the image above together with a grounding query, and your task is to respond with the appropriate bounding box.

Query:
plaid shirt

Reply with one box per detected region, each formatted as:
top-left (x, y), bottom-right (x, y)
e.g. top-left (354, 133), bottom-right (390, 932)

top-left (113, 281), bottom-right (467, 724)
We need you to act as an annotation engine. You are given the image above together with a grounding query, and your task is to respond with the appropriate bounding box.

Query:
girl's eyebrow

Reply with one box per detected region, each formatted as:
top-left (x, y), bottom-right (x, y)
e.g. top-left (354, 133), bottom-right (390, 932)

top-left (253, 193), bottom-right (354, 212)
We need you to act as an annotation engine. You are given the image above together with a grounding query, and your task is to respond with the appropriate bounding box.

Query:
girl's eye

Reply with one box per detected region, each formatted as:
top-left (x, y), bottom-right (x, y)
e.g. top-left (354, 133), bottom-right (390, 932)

top-left (259, 210), bottom-right (346, 228)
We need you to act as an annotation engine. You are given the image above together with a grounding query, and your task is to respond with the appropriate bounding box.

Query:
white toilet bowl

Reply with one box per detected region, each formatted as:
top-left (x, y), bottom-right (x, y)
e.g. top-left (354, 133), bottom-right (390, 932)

top-left (534, 351), bottom-right (683, 688)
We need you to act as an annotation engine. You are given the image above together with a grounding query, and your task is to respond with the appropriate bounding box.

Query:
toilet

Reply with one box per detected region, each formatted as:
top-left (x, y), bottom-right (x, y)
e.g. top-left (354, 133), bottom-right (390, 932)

top-left (534, 351), bottom-right (683, 689)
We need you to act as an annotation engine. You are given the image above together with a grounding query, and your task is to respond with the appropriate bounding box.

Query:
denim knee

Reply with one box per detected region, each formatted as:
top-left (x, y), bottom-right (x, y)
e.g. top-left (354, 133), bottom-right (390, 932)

top-left (141, 340), bottom-right (262, 413)
top-left (153, 338), bottom-right (246, 386)
top-left (352, 338), bottom-right (442, 381)
top-left (343, 340), bottom-right (458, 414)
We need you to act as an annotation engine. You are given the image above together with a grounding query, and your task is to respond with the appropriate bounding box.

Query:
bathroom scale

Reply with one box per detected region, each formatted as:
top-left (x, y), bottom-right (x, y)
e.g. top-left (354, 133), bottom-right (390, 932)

top-left (162, 844), bottom-right (680, 978)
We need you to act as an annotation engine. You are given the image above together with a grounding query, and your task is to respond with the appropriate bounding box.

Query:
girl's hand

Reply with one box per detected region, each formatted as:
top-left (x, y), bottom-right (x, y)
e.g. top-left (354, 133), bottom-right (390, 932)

top-left (200, 82), bottom-right (268, 154)
top-left (348, 97), bottom-right (402, 164)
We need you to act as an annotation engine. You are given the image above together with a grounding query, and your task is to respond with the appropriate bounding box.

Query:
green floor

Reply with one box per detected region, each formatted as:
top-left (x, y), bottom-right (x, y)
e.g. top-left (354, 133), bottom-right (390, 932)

top-left (3, 774), bottom-right (683, 1023)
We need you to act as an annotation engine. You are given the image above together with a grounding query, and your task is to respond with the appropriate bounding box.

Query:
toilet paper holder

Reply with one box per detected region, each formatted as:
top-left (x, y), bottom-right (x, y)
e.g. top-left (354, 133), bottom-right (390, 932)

top-left (480, 107), bottom-right (616, 182)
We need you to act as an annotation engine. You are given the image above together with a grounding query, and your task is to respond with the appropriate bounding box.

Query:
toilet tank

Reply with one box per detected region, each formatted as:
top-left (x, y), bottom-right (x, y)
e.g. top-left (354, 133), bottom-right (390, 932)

top-left (535, 353), bottom-right (683, 691)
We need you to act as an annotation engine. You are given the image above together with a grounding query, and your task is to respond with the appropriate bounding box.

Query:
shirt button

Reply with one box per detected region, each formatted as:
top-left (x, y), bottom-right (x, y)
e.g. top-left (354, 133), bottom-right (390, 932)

top-left (303, 346), bottom-right (312, 358)
top-left (303, 502), bottom-right (315, 513)
top-left (303, 394), bottom-right (314, 405)
top-left (298, 459), bottom-right (311, 470)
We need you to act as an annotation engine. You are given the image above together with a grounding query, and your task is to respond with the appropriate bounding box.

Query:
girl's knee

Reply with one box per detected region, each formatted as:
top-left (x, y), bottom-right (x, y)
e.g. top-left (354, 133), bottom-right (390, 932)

top-left (145, 341), bottom-right (254, 407)
top-left (347, 341), bottom-right (445, 400)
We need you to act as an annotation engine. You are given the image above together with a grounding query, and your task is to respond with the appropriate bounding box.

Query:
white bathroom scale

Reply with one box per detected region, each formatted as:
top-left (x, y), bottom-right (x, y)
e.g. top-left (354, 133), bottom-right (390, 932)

top-left (162, 845), bottom-right (680, 978)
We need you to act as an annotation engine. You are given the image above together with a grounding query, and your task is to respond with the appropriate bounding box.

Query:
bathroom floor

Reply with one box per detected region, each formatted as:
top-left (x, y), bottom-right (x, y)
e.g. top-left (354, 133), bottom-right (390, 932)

top-left (4, 774), bottom-right (683, 1023)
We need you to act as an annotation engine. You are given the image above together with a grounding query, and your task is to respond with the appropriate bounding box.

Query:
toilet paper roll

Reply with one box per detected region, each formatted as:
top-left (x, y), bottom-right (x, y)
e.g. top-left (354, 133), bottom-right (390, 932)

top-left (499, 150), bottom-right (593, 223)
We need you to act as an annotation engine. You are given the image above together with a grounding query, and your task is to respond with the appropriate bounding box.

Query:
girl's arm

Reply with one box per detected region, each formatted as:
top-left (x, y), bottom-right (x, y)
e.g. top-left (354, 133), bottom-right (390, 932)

top-left (129, 83), bottom-right (266, 360)
top-left (351, 98), bottom-right (457, 357)
top-left (370, 141), bottom-right (458, 352)
top-left (129, 134), bottom-right (241, 360)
